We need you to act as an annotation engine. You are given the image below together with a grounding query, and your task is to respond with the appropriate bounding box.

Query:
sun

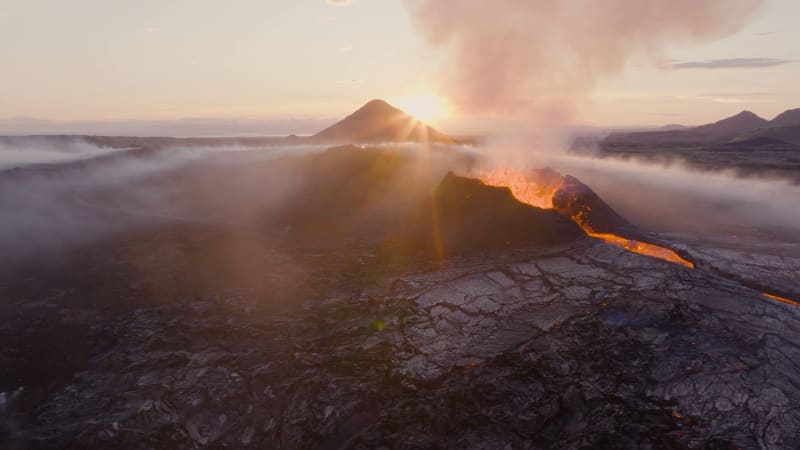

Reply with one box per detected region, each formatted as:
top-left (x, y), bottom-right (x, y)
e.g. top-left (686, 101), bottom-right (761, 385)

top-left (394, 93), bottom-right (447, 122)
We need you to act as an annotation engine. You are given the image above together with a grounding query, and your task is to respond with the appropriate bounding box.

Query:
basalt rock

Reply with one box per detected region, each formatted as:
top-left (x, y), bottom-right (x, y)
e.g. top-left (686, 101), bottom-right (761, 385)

top-left (419, 173), bottom-right (585, 255)
top-left (5, 239), bottom-right (800, 449)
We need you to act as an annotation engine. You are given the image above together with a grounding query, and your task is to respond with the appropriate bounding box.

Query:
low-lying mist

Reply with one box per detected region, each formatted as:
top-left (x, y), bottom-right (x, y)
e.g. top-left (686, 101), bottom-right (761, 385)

top-left (0, 137), bottom-right (127, 171)
top-left (0, 141), bottom-right (330, 265)
top-left (547, 153), bottom-right (800, 237)
top-left (471, 136), bottom-right (800, 239)
top-left (0, 141), bottom-right (467, 268)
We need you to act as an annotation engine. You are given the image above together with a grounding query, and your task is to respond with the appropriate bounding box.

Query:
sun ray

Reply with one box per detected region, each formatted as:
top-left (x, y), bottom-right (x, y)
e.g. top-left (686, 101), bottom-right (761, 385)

top-left (394, 94), bottom-right (447, 122)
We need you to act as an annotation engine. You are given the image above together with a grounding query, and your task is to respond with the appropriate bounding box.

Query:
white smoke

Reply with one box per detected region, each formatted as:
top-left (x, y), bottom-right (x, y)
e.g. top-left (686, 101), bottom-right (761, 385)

top-left (404, 0), bottom-right (764, 121)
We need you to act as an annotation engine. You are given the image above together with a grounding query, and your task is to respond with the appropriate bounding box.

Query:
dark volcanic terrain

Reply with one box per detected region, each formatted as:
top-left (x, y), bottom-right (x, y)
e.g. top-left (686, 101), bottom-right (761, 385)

top-left (1, 104), bottom-right (800, 449)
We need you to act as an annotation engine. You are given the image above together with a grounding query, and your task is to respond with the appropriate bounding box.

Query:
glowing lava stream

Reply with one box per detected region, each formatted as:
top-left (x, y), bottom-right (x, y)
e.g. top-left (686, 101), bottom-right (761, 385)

top-left (763, 292), bottom-right (800, 307)
top-left (581, 231), bottom-right (694, 269)
top-left (477, 170), bottom-right (694, 268)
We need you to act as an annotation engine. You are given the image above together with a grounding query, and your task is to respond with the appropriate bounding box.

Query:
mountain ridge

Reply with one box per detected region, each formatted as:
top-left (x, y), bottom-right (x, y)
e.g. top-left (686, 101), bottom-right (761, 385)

top-left (770, 108), bottom-right (800, 127)
top-left (691, 110), bottom-right (768, 137)
top-left (604, 108), bottom-right (800, 147)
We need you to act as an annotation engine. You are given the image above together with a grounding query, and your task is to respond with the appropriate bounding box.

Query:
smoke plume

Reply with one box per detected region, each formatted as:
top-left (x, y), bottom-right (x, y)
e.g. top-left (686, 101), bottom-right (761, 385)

top-left (404, 0), bottom-right (764, 120)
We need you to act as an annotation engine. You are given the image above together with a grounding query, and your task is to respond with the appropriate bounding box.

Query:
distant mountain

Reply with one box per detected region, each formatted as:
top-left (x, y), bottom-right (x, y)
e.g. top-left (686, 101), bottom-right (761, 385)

top-left (718, 108), bottom-right (800, 146)
top-left (312, 99), bottom-right (453, 144)
top-left (691, 110), bottom-right (768, 138)
top-left (604, 110), bottom-right (771, 147)
top-left (770, 108), bottom-right (800, 127)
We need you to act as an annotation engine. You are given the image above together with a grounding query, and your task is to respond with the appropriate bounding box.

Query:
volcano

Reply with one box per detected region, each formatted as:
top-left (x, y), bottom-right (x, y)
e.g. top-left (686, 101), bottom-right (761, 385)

top-left (421, 173), bottom-right (584, 255)
top-left (475, 167), bottom-right (694, 268)
top-left (312, 99), bottom-right (454, 144)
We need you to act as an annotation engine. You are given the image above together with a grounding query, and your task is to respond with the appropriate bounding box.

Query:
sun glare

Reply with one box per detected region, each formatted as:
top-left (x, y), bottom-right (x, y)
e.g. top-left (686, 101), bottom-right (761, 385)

top-left (395, 93), bottom-right (447, 122)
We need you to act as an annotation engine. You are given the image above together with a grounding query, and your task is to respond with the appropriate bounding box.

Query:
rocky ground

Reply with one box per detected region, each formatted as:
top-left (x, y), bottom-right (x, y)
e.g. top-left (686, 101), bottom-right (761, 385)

top-left (2, 236), bottom-right (800, 449)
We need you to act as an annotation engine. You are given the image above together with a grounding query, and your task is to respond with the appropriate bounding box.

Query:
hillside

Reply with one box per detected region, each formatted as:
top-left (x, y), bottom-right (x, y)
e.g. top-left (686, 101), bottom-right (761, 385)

top-left (691, 110), bottom-right (768, 138)
top-left (734, 124), bottom-right (800, 146)
top-left (770, 108), bottom-right (800, 127)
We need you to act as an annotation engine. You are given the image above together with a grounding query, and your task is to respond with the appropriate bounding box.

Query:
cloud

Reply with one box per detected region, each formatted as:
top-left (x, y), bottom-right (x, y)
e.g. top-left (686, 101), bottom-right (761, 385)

top-left (701, 92), bottom-right (776, 97)
top-left (753, 30), bottom-right (783, 36)
top-left (677, 91), bottom-right (777, 104)
top-left (672, 57), bottom-right (791, 69)
top-left (325, 0), bottom-right (352, 6)
top-left (674, 92), bottom-right (777, 104)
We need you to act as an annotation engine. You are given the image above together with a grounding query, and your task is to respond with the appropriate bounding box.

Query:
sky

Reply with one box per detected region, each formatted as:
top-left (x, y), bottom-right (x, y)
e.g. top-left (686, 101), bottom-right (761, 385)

top-left (0, 0), bottom-right (798, 135)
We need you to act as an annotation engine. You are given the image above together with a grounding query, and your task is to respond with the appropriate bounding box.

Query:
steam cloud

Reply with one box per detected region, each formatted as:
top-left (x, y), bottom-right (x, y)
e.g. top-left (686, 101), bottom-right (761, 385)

top-left (404, 0), bottom-right (764, 120)
top-left (544, 153), bottom-right (800, 237)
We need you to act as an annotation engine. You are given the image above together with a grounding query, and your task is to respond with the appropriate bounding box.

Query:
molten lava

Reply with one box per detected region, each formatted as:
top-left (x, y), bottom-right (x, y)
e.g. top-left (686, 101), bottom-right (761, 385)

top-left (580, 232), bottom-right (694, 268)
top-left (477, 168), bottom-right (559, 209)
top-left (762, 292), bottom-right (800, 307)
top-left (476, 167), bottom-right (694, 268)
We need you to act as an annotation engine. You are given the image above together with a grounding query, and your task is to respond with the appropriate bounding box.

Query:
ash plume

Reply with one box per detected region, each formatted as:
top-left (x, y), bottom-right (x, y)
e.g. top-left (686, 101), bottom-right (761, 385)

top-left (404, 0), bottom-right (764, 120)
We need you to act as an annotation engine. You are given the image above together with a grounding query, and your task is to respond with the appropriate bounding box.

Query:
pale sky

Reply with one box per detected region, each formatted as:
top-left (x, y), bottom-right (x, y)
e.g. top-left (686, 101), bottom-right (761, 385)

top-left (0, 0), bottom-right (798, 135)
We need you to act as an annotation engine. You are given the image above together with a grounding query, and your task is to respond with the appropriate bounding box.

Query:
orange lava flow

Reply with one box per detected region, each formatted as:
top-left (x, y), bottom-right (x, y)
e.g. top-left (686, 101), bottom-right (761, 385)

top-left (478, 168), bottom-right (560, 209)
top-left (762, 292), bottom-right (800, 307)
top-left (476, 168), bottom-right (694, 268)
top-left (583, 231), bottom-right (695, 268)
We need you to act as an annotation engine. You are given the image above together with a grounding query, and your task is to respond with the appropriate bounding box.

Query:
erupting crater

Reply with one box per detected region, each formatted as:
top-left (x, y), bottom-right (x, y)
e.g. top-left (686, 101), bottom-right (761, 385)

top-left (475, 167), bottom-right (695, 268)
